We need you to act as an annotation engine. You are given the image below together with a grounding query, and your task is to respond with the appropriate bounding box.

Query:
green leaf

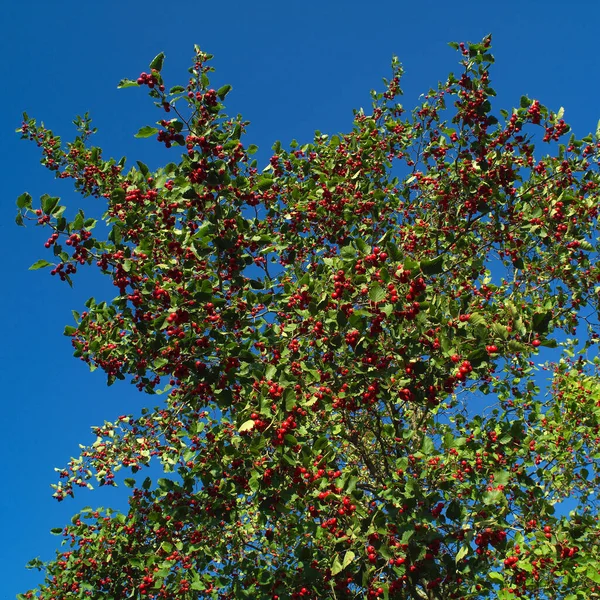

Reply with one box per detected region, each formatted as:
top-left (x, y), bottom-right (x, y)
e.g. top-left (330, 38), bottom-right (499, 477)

top-left (455, 544), bottom-right (469, 563)
top-left (341, 245), bottom-right (356, 260)
top-left (136, 161), bottom-right (150, 177)
top-left (117, 79), bottom-right (139, 89)
top-left (342, 550), bottom-right (355, 569)
top-left (468, 313), bottom-right (486, 327)
top-left (149, 52), bottom-right (165, 73)
top-left (16, 192), bottom-right (32, 209)
top-left (491, 323), bottom-right (509, 340)
top-left (513, 256), bottom-right (524, 270)
top-left (489, 571), bottom-right (504, 583)
top-left (369, 283), bottom-right (386, 303)
top-left (532, 311), bottom-right (551, 334)
top-left (124, 478), bottom-right (136, 488)
top-left (29, 259), bottom-right (52, 271)
top-left (344, 474), bottom-right (359, 494)
top-left (420, 255), bottom-right (444, 275)
top-left (331, 555), bottom-right (343, 576)
top-left (216, 84), bottom-right (232, 100)
top-left (50, 527), bottom-right (63, 535)
top-left (135, 126), bottom-right (159, 139)
top-left (247, 144), bottom-right (258, 155)
top-left (41, 195), bottom-right (60, 215)
top-left (421, 437), bottom-right (434, 454)
top-left (257, 176), bottom-right (274, 191)
top-left (493, 470), bottom-right (510, 486)
top-left (540, 338), bottom-right (558, 348)
top-left (169, 85), bottom-right (185, 94)
top-left (587, 566), bottom-right (600, 584)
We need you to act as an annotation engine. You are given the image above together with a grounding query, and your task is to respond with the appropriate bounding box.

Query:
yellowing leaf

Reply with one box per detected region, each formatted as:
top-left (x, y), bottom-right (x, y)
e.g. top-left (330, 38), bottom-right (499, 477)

top-left (239, 419), bottom-right (256, 433)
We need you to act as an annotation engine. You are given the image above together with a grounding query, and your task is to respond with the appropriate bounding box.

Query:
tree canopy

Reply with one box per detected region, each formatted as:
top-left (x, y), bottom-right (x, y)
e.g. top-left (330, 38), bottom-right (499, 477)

top-left (16, 36), bottom-right (600, 599)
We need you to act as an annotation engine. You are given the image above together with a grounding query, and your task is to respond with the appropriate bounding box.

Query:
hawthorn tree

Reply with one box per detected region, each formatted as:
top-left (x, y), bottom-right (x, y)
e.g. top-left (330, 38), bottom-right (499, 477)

top-left (16, 36), bottom-right (600, 599)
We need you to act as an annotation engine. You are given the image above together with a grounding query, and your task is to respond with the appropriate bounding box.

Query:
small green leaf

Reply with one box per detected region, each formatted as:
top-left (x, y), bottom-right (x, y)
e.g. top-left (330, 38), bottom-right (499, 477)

top-left (489, 571), bottom-right (504, 583)
top-left (468, 313), bottom-right (486, 327)
top-left (117, 79), bottom-right (139, 89)
top-left (369, 283), bottom-right (386, 303)
top-left (455, 544), bottom-right (469, 563)
top-left (341, 245), bottom-right (356, 260)
top-left (169, 85), bottom-right (186, 94)
top-left (72, 212), bottom-right (84, 231)
top-left (16, 192), bottom-right (32, 209)
top-left (124, 478), bottom-right (136, 488)
top-left (513, 256), bottom-right (524, 270)
top-left (29, 259), bottom-right (53, 271)
top-left (420, 255), bottom-right (444, 275)
top-left (342, 550), bottom-right (355, 569)
top-left (331, 555), bottom-right (343, 576)
top-left (41, 195), bottom-right (60, 215)
top-left (216, 84), bottom-right (232, 100)
top-left (135, 126), bottom-right (159, 139)
top-left (149, 52), bottom-right (165, 73)
top-left (532, 311), bottom-right (551, 334)
top-left (247, 144), bottom-right (258, 155)
top-left (587, 566), bottom-right (600, 584)
top-left (136, 161), bottom-right (150, 177)
top-left (50, 527), bottom-right (63, 535)
top-left (257, 176), bottom-right (274, 191)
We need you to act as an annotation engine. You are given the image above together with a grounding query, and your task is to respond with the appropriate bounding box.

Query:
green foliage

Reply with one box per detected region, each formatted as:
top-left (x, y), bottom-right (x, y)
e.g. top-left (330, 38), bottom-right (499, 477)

top-left (16, 36), bottom-right (600, 599)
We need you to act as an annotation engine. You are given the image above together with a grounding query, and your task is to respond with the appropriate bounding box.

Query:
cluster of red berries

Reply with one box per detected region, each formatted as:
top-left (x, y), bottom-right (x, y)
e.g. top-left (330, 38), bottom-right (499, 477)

top-left (136, 71), bottom-right (164, 91)
top-left (50, 262), bottom-right (76, 280)
top-left (364, 246), bottom-right (388, 266)
top-left (247, 413), bottom-right (268, 433)
top-left (345, 329), bottom-right (360, 347)
top-left (187, 88), bottom-right (219, 107)
top-left (157, 120), bottom-right (185, 149)
top-left (454, 359), bottom-right (473, 382)
top-left (475, 527), bottom-right (507, 551)
top-left (504, 555), bottom-right (519, 569)
top-left (273, 414), bottom-right (296, 446)
top-left (44, 232), bottom-right (60, 248)
top-left (543, 119), bottom-right (569, 142)
top-left (34, 209), bottom-right (51, 224)
top-left (527, 100), bottom-right (542, 125)
top-left (331, 269), bottom-right (353, 300)
top-left (405, 276), bottom-right (426, 302)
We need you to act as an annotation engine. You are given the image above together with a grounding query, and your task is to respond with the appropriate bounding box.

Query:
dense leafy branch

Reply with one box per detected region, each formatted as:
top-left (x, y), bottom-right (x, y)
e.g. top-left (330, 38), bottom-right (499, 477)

top-left (16, 37), bottom-right (600, 599)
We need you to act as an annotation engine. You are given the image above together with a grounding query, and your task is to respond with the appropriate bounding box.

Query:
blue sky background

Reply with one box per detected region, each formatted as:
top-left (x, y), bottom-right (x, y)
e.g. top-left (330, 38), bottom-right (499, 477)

top-left (2, 1), bottom-right (599, 597)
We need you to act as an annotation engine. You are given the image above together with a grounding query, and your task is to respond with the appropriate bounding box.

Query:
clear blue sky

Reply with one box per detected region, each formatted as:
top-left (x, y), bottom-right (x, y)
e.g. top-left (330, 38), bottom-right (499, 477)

top-left (2, 1), bottom-right (599, 597)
